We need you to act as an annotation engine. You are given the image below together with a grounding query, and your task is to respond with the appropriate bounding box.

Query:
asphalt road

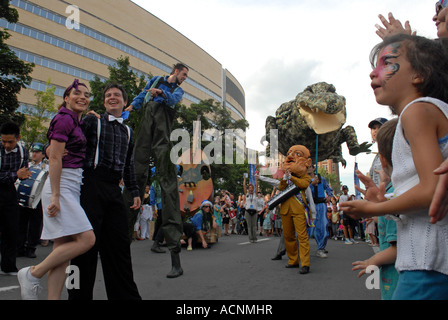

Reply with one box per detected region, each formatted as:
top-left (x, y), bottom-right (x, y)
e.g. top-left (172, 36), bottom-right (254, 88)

top-left (0, 233), bottom-right (381, 301)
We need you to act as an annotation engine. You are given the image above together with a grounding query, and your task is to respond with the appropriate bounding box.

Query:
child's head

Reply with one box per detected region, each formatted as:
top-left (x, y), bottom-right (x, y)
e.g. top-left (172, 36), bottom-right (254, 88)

top-left (376, 118), bottom-right (398, 166)
top-left (375, 118), bottom-right (398, 177)
top-left (370, 34), bottom-right (448, 113)
top-left (215, 196), bottom-right (220, 203)
top-left (342, 185), bottom-right (348, 194)
top-left (368, 117), bottom-right (387, 142)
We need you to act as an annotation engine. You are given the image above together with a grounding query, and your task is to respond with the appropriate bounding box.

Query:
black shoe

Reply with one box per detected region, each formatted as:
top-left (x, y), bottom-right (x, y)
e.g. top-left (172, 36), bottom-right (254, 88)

top-left (167, 251), bottom-right (183, 278)
top-left (151, 242), bottom-right (166, 253)
top-left (271, 254), bottom-right (282, 261)
top-left (285, 264), bottom-right (299, 268)
top-left (299, 266), bottom-right (310, 274)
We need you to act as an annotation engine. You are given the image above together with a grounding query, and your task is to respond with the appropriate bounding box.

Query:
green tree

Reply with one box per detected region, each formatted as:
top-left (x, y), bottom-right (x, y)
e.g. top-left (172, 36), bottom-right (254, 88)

top-left (20, 79), bottom-right (57, 148)
top-left (171, 98), bottom-right (250, 195)
top-left (317, 167), bottom-right (341, 194)
top-left (207, 104), bottom-right (249, 194)
top-left (0, 1), bottom-right (34, 126)
top-left (168, 90), bottom-right (252, 196)
top-left (172, 99), bottom-right (216, 134)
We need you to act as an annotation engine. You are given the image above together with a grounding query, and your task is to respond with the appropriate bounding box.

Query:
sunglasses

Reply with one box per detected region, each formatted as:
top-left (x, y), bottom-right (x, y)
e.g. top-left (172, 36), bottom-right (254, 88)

top-left (436, 0), bottom-right (448, 15)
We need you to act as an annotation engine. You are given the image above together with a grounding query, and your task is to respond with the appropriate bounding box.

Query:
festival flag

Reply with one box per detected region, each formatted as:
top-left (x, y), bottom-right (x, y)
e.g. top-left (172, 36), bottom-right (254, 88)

top-left (249, 164), bottom-right (256, 186)
top-left (354, 161), bottom-right (362, 200)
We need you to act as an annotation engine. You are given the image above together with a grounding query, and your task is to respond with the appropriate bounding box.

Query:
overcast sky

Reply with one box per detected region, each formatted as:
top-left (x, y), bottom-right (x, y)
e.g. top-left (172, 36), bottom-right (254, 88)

top-left (131, 0), bottom-right (437, 191)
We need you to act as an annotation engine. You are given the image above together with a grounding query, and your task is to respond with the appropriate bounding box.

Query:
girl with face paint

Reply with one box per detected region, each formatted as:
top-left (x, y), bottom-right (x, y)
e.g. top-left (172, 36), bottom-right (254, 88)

top-left (375, 1), bottom-right (448, 233)
top-left (340, 34), bottom-right (448, 300)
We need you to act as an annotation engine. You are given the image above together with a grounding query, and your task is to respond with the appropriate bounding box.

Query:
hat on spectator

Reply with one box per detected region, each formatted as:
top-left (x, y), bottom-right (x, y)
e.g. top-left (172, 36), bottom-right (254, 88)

top-left (200, 200), bottom-right (213, 209)
top-left (368, 117), bottom-right (388, 129)
top-left (31, 143), bottom-right (44, 152)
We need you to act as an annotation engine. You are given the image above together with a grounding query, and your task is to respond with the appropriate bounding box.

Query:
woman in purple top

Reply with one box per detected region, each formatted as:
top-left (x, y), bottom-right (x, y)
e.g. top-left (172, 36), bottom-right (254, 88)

top-left (17, 80), bottom-right (95, 300)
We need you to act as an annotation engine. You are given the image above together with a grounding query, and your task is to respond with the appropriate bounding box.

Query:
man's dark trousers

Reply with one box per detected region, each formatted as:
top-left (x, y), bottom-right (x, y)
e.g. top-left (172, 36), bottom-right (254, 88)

top-left (133, 100), bottom-right (182, 253)
top-left (68, 168), bottom-right (141, 300)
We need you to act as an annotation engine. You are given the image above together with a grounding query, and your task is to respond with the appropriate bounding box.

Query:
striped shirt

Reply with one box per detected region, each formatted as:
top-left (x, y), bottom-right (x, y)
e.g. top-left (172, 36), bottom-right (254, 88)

top-left (0, 144), bottom-right (29, 184)
top-left (82, 113), bottom-right (139, 198)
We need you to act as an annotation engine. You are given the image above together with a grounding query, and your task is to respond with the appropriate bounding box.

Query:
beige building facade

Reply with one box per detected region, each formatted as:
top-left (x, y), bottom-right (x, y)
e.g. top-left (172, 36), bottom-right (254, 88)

top-left (4, 0), bottom-right (245, 121)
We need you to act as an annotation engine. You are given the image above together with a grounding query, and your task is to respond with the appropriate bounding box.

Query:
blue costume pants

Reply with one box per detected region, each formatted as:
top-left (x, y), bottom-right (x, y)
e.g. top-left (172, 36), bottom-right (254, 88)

top-left (308, 203), bottom-right (329, 250)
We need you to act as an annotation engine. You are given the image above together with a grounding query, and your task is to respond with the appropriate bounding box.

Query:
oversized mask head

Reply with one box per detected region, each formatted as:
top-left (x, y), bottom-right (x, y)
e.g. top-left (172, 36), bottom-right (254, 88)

top-left (283, 145), bottom-right (312, 177)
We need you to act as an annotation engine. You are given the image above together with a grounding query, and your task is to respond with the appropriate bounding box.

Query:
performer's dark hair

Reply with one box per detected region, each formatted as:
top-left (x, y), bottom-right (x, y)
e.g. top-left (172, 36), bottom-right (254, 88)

top-left (171, 63), bottom-right (189, 74)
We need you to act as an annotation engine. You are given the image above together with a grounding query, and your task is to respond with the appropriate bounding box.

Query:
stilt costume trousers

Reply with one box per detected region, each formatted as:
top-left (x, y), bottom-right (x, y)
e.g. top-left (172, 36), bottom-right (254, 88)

top-left (133, 101), bottom-right (182, 253)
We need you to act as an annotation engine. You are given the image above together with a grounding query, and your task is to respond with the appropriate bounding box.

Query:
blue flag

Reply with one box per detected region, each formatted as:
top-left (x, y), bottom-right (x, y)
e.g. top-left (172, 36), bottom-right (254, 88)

top-left (249, 164), bottom-right (256, 186)
top-left (354, 162), bottom-right (362, 200)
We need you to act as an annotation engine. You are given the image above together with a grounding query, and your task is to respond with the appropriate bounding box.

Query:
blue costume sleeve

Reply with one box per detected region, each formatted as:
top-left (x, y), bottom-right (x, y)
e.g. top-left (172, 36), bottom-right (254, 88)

top-left (160, 86), bottom-right (184, 107)
top-left (322, 177), bottom-right (334, 197)
top-left (131, 77), bottom-right (157, 110)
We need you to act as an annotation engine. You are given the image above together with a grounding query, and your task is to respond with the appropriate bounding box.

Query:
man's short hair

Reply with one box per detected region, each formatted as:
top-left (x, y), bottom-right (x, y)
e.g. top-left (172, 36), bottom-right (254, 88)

top-left (102, 82), bottom-right (128, 104)
top-left (0, 122), bottom-right (20, 137)
top-left (171, 63), bottom-right (189, 75)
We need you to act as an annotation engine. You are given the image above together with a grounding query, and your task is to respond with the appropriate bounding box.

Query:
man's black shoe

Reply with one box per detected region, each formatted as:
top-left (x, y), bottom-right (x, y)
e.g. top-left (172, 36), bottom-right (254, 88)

top-left (299, 266), bottom-right (310, 274)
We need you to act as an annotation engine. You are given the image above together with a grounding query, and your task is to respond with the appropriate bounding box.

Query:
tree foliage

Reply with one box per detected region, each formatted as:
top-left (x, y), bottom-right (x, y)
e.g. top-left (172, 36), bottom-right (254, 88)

top-left (317, 167), bottom-right (341, 195)
top-left (0, 1), bottom-right (34, 126)
top-left (20, 79), bottom-right (57, 148)
top-left (172, 99), bottom-right (250, 194)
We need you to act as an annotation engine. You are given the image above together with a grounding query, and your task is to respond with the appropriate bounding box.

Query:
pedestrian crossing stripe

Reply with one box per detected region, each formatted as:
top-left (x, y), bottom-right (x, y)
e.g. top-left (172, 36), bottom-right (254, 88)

top-left (238, 238), bottom-right (271, 245)
top-left (0, 286), bottom-right (19, 293)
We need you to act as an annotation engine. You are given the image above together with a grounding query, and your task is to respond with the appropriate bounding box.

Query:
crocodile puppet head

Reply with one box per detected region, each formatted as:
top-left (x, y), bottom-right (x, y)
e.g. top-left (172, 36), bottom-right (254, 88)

top-left (265, 82), bottom-right (371, 168)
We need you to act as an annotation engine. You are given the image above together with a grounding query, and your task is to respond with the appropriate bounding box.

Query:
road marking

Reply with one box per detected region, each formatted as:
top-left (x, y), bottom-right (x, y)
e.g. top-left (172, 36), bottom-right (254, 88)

top-left (238, 238), bottom-right (271, 245)
top-left (0, 286), bottom-right (19, 293)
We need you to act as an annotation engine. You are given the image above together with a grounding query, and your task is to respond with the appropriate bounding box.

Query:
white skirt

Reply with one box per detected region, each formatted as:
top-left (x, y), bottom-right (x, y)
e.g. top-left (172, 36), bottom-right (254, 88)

top-left (40, 168), bottom-right (92, 240)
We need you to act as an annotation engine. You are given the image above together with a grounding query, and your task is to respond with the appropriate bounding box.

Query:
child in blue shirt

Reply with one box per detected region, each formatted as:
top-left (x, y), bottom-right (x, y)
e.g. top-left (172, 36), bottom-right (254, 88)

top-left (351, 118), bottom-right (399, 300)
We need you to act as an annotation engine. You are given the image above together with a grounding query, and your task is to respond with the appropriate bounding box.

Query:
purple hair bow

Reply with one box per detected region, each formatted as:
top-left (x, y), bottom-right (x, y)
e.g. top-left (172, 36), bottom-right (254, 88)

top-left (64, 79), bottom-right (87, 98)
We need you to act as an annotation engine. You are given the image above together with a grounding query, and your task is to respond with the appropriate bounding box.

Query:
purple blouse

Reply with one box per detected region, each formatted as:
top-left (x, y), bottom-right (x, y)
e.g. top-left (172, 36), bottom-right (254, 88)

top-left (47, 106), bottom-right (86, 168)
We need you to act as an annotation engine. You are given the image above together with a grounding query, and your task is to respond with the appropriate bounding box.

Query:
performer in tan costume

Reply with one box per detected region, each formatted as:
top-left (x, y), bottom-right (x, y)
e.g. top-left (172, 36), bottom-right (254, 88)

top-left (278, 145), bottom-right (312, 274)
